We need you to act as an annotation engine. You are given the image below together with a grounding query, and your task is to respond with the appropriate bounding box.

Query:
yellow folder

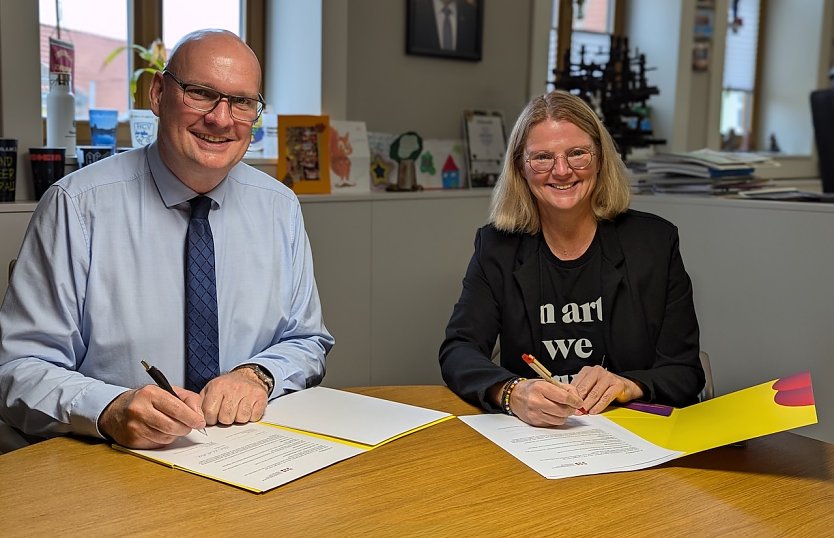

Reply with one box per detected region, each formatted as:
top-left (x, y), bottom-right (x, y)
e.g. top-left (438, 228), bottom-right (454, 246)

top-left (603, 372), bottom-right (817, 454)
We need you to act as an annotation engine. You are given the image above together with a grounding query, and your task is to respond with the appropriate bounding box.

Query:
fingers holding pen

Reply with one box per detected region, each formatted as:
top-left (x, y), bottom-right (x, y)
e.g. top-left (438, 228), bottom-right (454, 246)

top-left (510, 379), bottom-right (584, 427)
top-left (98, 386), bottom-right (206, 449)
top-left (519, 353), bottom-right (586, 415)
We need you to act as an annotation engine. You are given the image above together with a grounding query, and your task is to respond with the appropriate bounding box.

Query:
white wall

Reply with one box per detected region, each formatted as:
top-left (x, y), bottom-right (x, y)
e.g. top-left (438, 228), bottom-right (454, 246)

top-left (340, 0), bottom-right (533, 137)
top-left (631, 196), bottom-right (834, 445)
top-left (623, 0), bottom-right (690, 152)
top-left (265, 0), bottom-right (323, 115)
top-left (322, 0), bottom-right (349, 120)
top-left (758, 0), bottom-right (829, 154)
top-left (0, 0), bottom-right (41, 201)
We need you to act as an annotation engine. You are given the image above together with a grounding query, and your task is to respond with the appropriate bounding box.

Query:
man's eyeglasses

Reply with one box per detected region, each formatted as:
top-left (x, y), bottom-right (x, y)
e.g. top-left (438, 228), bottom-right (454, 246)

top-left (525, 147), bottom-right (596, 173)
top-left (163, 70), bottom-right (265, 122)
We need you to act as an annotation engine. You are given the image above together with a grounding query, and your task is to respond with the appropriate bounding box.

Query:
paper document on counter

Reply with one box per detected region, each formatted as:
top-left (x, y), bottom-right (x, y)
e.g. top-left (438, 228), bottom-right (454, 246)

top-left (459, 414), bottom-right (681, 480)
top-left (117, 387), bottom-right (453, 492)
top-left (116, 422), bottom-right (363, 493)
top-left (262, 386), bottom-right (453, 448)
top-left (461, 371), bottom-right (817, 480)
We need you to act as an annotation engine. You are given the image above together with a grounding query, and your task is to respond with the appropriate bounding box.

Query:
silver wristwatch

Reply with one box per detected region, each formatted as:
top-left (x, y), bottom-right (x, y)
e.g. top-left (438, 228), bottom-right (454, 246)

top-left (234, 364), bottom-right (274, 394)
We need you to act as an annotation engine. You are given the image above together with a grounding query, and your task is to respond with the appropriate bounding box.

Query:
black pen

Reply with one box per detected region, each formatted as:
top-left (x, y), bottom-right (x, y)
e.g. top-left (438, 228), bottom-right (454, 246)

top-left (141, 360), bottom-right (207, 435)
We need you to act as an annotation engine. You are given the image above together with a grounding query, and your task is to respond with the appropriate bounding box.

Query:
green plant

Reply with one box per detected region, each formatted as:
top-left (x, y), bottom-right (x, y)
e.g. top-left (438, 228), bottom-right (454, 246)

top-left (101, 38), bottom-right (167, 104)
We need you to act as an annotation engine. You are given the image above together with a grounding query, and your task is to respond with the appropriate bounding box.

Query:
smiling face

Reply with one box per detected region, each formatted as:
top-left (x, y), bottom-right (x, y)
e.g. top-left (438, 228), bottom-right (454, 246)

top-left (522, 119), bottom-right (598, 219)
top-left (150, 32), bottom-right (262, 192)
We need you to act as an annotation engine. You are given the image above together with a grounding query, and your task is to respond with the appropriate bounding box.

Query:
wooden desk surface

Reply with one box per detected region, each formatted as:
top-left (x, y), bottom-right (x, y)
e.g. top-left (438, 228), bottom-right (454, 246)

top-left (2, 385), bottom-right (832, 536)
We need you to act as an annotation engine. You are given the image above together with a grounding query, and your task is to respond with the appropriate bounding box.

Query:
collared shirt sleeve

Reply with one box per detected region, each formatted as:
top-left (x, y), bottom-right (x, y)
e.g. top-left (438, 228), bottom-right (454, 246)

top-left (238, 200), bottom-right (333, 397)
top-left (0, 149), bottom-right (334, 443)
top-left (0, 186), bottom-right (128, 440)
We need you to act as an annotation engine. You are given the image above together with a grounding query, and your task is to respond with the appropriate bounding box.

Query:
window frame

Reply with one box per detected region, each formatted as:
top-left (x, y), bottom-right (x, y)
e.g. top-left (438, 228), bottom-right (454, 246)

top-left (131, 0), bottom-right (265, 110)
top-left (64, 0), bottom-right (265, 146)
top-left (720, 0), bottom-right (767, 151)
top-left (553, 0), bottom-right (624, 76)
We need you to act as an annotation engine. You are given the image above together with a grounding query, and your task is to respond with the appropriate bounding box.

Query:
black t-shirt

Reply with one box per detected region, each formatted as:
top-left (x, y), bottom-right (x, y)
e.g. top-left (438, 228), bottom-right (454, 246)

top-left (537, 231), bottom-right (607, 382)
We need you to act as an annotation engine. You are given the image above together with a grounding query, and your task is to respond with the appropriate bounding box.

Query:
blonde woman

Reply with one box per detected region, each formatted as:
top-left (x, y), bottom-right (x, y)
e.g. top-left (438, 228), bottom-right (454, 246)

top-left (440, 91), bottom-right (703, 427)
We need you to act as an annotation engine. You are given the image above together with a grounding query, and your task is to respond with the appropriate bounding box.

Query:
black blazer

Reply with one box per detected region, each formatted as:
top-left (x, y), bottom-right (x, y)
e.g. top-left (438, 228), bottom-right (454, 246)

top-left (439, 210), bottom-right (704, 411)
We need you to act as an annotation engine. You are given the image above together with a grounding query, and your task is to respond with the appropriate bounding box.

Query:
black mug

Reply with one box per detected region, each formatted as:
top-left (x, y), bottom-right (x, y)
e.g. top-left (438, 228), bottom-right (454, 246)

top-left (76, 145), bottom-right (114, 168)
top-left (0, 138), bottom-right (18, 202)
top-left (30, 147), bottom-right (66, 200)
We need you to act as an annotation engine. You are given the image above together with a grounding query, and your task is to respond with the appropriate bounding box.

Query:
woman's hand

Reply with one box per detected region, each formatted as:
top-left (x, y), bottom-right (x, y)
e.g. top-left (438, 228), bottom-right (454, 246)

top-left (509, 379), bottom-right (585, 427)
top-left (571, 365), bottom-right (645, 414)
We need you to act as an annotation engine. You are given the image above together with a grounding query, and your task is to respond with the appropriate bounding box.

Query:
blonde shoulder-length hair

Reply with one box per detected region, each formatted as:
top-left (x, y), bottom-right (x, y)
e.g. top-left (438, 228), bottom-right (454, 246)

top-left (489, 90), bottom-right (631, 234)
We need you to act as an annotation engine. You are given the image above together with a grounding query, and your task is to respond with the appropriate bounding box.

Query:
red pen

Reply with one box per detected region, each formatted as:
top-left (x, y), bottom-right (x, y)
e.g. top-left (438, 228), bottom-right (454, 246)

top-left (522, 353), bottom-right (588, 414)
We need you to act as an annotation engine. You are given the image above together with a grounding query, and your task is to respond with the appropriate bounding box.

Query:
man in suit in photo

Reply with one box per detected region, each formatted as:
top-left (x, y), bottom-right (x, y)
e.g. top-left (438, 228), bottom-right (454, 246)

top-left (410, 0), bottom-right (480, 58)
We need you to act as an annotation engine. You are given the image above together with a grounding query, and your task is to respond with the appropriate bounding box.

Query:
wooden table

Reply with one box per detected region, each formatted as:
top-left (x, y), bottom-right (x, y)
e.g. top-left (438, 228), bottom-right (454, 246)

top-left (1, 386), bottom-right (833, 536)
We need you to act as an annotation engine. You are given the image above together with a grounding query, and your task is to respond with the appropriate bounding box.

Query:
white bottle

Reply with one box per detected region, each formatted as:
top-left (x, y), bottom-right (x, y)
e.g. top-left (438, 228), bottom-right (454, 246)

top-left (46, 72), bottom-right (76, 155)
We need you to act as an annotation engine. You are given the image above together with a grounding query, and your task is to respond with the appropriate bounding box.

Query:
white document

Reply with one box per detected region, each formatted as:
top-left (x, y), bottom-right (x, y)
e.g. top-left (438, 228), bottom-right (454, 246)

top-left (459, 414), bottom-right (682, 480)
top-left (262, 386), bottom-right (452, 447)
top-left (464, 113), bottom-right (505, 175)
top-left (121, 422), bottom-right (363, 493)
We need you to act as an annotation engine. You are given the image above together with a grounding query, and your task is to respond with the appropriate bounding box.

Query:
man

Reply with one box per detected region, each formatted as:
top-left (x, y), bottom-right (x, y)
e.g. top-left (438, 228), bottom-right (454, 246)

top-left (410, 0), bottom-right (479, 57)
top-left (0, 30), bottom-right (333, 451)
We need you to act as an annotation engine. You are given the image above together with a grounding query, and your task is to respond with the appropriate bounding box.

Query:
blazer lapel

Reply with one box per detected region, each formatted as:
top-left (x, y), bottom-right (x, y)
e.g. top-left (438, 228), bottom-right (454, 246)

top-left (513, 234), bottom-right (544, 353)
top-left (598, 219), bottom-right (650, 364)
top-left (599, 220), bottom-right (626, 322)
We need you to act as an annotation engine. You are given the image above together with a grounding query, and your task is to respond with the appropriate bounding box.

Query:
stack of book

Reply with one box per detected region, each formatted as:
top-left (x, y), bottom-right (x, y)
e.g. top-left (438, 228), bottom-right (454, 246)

top-left (636, 149), bottom-right (777, 195)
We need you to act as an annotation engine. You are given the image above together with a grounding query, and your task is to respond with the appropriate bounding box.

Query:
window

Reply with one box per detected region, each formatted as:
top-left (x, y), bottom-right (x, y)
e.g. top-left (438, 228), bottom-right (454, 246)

top-left (39, 0), bottom-right (128, 118)
top-left (720, 0), bottom-right (761, 151)
top-left (547, 0), bottom-right (619, 88)
top-left (39, 0), bottom-right (247, 120)
top-left (162, 1), bottom-right (242, 51)
top-left (568, 0), bottom-right (616, 65)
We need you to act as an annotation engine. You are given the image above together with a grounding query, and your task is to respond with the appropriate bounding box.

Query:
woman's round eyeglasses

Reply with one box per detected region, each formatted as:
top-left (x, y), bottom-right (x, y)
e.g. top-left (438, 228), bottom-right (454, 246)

top-left (525, 148), bottom-right (596, 173)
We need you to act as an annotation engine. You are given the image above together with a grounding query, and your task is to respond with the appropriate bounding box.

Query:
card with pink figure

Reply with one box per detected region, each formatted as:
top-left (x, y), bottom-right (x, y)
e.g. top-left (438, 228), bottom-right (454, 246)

top-left (328, 120), bottom-right (371, 194)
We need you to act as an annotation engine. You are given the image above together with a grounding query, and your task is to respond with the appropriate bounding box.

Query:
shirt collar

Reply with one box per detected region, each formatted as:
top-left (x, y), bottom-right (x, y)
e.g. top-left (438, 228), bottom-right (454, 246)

top-left (146, 142), bottom-right (229, 209)
top-left (435, 0), bottom-right (457, 16)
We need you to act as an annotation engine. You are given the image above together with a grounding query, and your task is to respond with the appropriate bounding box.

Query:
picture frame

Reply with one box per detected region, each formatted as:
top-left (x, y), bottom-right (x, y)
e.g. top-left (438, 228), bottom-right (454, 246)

top-left (463, 109), bottom-right (506, 188)
top-left (406, 0), bottom-right (483, 61)
top-left (277, 115), bottom-right (331, 195)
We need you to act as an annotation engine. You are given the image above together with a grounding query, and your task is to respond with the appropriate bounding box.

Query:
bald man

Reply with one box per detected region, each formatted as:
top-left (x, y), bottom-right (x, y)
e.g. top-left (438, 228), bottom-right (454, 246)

top-left (0, 30), bottom-right (333, 450)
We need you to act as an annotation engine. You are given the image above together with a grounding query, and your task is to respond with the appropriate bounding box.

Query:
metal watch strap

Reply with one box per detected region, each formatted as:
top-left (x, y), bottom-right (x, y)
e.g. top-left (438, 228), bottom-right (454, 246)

top-left (234, 364), bottom-right (274, 394)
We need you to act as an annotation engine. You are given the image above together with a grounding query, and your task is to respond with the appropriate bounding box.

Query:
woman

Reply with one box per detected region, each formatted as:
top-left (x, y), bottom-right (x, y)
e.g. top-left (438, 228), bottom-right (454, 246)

top-left (439, 90), bottom-right (704, 427)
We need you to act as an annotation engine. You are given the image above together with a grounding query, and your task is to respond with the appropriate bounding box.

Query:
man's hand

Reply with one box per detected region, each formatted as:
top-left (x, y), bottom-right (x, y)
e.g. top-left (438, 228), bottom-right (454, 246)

top-left (98, 386), bottom-right (206, 449)
top-left (200, 368), bottom-right (269, 426)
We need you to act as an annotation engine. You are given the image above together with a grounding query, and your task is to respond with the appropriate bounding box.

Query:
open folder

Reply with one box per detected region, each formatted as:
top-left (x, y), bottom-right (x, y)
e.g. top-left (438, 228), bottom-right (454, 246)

top-left (603, 371), bottom-right (817, 454)
top-left (460, 372), bottom-right (817, 480)
top-left (115, 387), bottom-right (453, 493)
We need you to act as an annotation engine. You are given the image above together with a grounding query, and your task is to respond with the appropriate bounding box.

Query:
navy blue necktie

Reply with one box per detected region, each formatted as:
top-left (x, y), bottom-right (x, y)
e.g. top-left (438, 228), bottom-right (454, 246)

top-left (185, 196), bottom-right (219, 392)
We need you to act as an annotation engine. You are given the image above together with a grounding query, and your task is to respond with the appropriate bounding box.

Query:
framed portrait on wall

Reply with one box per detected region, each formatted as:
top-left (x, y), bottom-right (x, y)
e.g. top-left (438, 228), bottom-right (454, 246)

top-left (406, 0), bottom-right (483, 61)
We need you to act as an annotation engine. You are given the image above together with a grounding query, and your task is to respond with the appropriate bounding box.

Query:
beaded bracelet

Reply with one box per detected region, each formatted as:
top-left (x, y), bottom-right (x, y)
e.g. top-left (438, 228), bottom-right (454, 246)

top-left (500, 377), bottom-right (526, 416)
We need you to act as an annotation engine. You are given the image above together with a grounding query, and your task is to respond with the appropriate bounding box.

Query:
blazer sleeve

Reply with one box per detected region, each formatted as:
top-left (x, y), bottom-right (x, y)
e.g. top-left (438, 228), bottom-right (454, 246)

top-left (622, 226), bottom-right (704, 406)
top-left (439, 228), bottom-right (514, 411)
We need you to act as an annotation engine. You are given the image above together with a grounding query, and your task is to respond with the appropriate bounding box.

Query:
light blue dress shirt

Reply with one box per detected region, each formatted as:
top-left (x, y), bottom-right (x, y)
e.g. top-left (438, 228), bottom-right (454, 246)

top-left (0, 143), bottom-right (333, 441)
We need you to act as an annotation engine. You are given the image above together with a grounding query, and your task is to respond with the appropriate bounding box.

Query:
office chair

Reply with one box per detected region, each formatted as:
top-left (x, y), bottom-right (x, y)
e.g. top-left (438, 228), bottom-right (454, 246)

top-left (699, 351), bottom-right (714, 402)
top-left (810, 88), bottom-right (834, 193)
